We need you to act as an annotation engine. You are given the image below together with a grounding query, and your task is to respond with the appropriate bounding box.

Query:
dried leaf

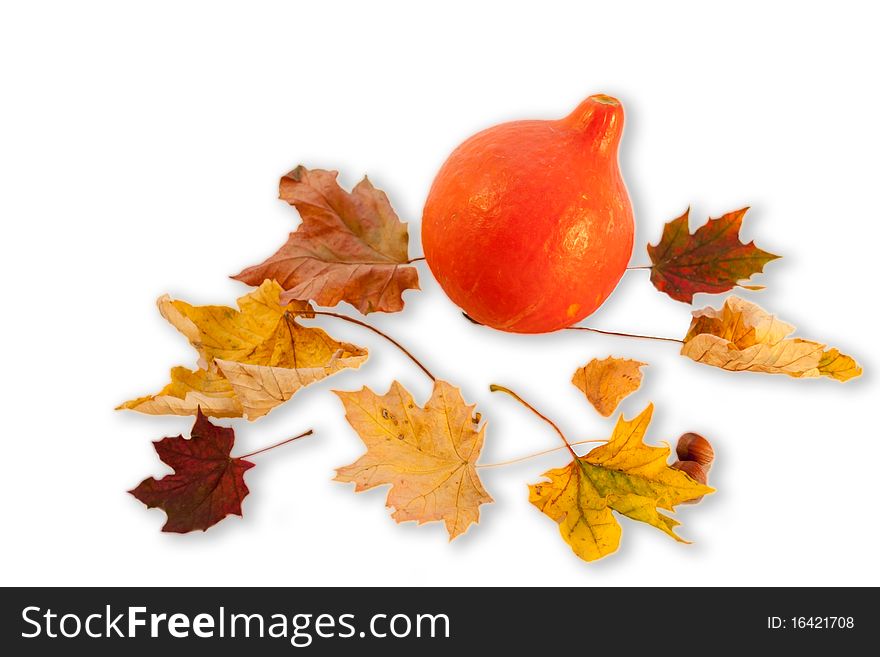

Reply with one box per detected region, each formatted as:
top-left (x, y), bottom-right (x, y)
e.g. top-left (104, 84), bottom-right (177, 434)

top-left (120, 280), bottom-right (368, 419)
top-left (681, 296), bottom-right (861, 381)
top-left (334, 380), bottom-right (492, 540)
top-left (530, 404), bottom-right (713, 562)
top-left (233, 166), bottom-right (419, 314)
top-left (817, 349), bottom-right (863, 383)
top-left (129, 410), bottom-right (254, 532)
top-left (118, 366), bottom-right (241, 418)
top-left (648, 208), bottom-right (779, 303)
top-left (572, 357), bottom-right (646, 416)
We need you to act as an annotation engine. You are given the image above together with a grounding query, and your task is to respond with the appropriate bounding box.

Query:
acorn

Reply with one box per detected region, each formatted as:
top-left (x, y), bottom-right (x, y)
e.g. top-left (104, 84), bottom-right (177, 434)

top-left (676, 432), bottom-right (714, 470)
top-left (672, 460), bottom-right (708, 504)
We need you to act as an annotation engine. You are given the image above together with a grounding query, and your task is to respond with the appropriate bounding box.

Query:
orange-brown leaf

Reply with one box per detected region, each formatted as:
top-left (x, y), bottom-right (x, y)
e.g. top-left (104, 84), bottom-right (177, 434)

top-left (648, 208), bottom-right (779, 303)
top-left (571, 357), bottom-right (646, 416)
top-left (233, 166), bottom-right (419, 314)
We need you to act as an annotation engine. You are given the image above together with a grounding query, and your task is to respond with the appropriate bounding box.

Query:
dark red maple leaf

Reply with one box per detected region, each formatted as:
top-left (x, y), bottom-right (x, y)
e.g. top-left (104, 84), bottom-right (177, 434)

top-left (130, 410), bottom-right (254, 533)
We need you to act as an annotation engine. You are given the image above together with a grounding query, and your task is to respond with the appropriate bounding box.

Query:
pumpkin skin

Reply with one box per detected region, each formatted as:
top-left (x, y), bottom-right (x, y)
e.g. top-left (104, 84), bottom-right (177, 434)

top-left (421, 94), bottom-right (634, 333)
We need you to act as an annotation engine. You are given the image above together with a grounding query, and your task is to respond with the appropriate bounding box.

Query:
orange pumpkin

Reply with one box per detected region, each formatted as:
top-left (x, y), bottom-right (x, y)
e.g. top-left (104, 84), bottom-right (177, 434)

top-left (422, 94), bottom-right (633, 333)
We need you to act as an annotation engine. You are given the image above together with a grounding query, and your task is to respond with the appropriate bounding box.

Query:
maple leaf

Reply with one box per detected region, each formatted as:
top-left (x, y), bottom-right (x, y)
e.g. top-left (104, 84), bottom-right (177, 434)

top-left (530, 404), bottom-right (713, 562)
top-left (647, 207), bottom-right (780, 303)
top-left (571, 357), bottom-right (646, 416)
top-left (334, 380), bottom-right (492, 540)
top-left (119, 280), bottom-right (368, 419)
top-left (233, 166), bottom-right (419, 314)
top-left (129, 410), bottom-right (255, 533)
top-left (681, 296), bottom-right (862, 381)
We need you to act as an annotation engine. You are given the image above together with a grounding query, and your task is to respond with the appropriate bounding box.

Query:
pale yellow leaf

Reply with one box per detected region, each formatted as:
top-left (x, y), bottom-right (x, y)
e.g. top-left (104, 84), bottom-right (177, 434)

top-left (117, 366), bottom-right (242, 418)
top-left (681, 296), bottom-right (861, 381)
top-left (334, 380), bottom-right (492, 540)
top-left (120, 280), bottom-right (369, 419)
top-left (216, 350), bottom-right (367, 420)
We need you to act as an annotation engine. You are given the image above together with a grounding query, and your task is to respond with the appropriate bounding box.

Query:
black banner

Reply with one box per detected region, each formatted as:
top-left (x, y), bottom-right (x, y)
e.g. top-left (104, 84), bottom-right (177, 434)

top-left (0, 587), bottom-right (873, 654)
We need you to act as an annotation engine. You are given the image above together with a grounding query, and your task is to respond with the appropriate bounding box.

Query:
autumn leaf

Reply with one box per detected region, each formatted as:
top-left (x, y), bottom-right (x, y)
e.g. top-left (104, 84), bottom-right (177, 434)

top-left (681, 296), bottom-right (862, 381)
top-left (119, 366), bottom-right (242, 418)
top-left (334, 380), bottom-right (492, 540)
top-left (233, 166), bottom-right (419, 314)
top-left (817, 349), bottom-right (863, 382)
top-left (647, 207), bottom-right (779, 303)
top-left (571, 357), bottom-right (646, 416)
top-left (119, 280), bottom-right (368, 420)
top-left (129, 410), bottom-right (255, 533)
top-left (530, 404), bottom-right (713, 562)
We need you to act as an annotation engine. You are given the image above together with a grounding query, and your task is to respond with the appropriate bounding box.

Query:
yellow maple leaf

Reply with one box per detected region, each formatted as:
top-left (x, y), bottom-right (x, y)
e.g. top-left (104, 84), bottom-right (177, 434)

top-left (530, 404), bottom-right (712, 562)
top-left (120, 280), bottom-right (368, 420)
top-left (681, 296), bottom-right (861, 382)
top-left (571, 357), bottom-right (647, 416)
top-left (334, 380), bottom-right (492, 540)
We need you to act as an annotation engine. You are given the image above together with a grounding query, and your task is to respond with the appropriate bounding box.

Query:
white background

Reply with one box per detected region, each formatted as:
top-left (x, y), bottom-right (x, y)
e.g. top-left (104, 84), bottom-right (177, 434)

top-left (2, 0), bottom-right (878, 587)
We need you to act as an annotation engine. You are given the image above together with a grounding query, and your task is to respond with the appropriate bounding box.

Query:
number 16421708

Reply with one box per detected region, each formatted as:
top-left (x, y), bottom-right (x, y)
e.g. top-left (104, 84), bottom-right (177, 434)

top-left (768, 617), bottom-right (855, 630)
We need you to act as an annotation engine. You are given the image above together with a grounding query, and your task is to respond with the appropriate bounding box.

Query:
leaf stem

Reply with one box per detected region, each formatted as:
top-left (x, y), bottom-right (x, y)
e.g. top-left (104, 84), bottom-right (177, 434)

top-left (489, 384), bottom-right (576, 458)
top-left (237, 429), bottom-right (314, 460)
top-left (476, 438), bottom-right (607, 469)
top-left (565, 325), bottom-right (683, 344)
top-left (289, 310), bottom-right (436, 382)
top-left (463, 311), bottom-right (682, 344)
top-left (407, 256), bottom-right (426, 263)
top-left (626, 265), bottom-right (653, 270)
